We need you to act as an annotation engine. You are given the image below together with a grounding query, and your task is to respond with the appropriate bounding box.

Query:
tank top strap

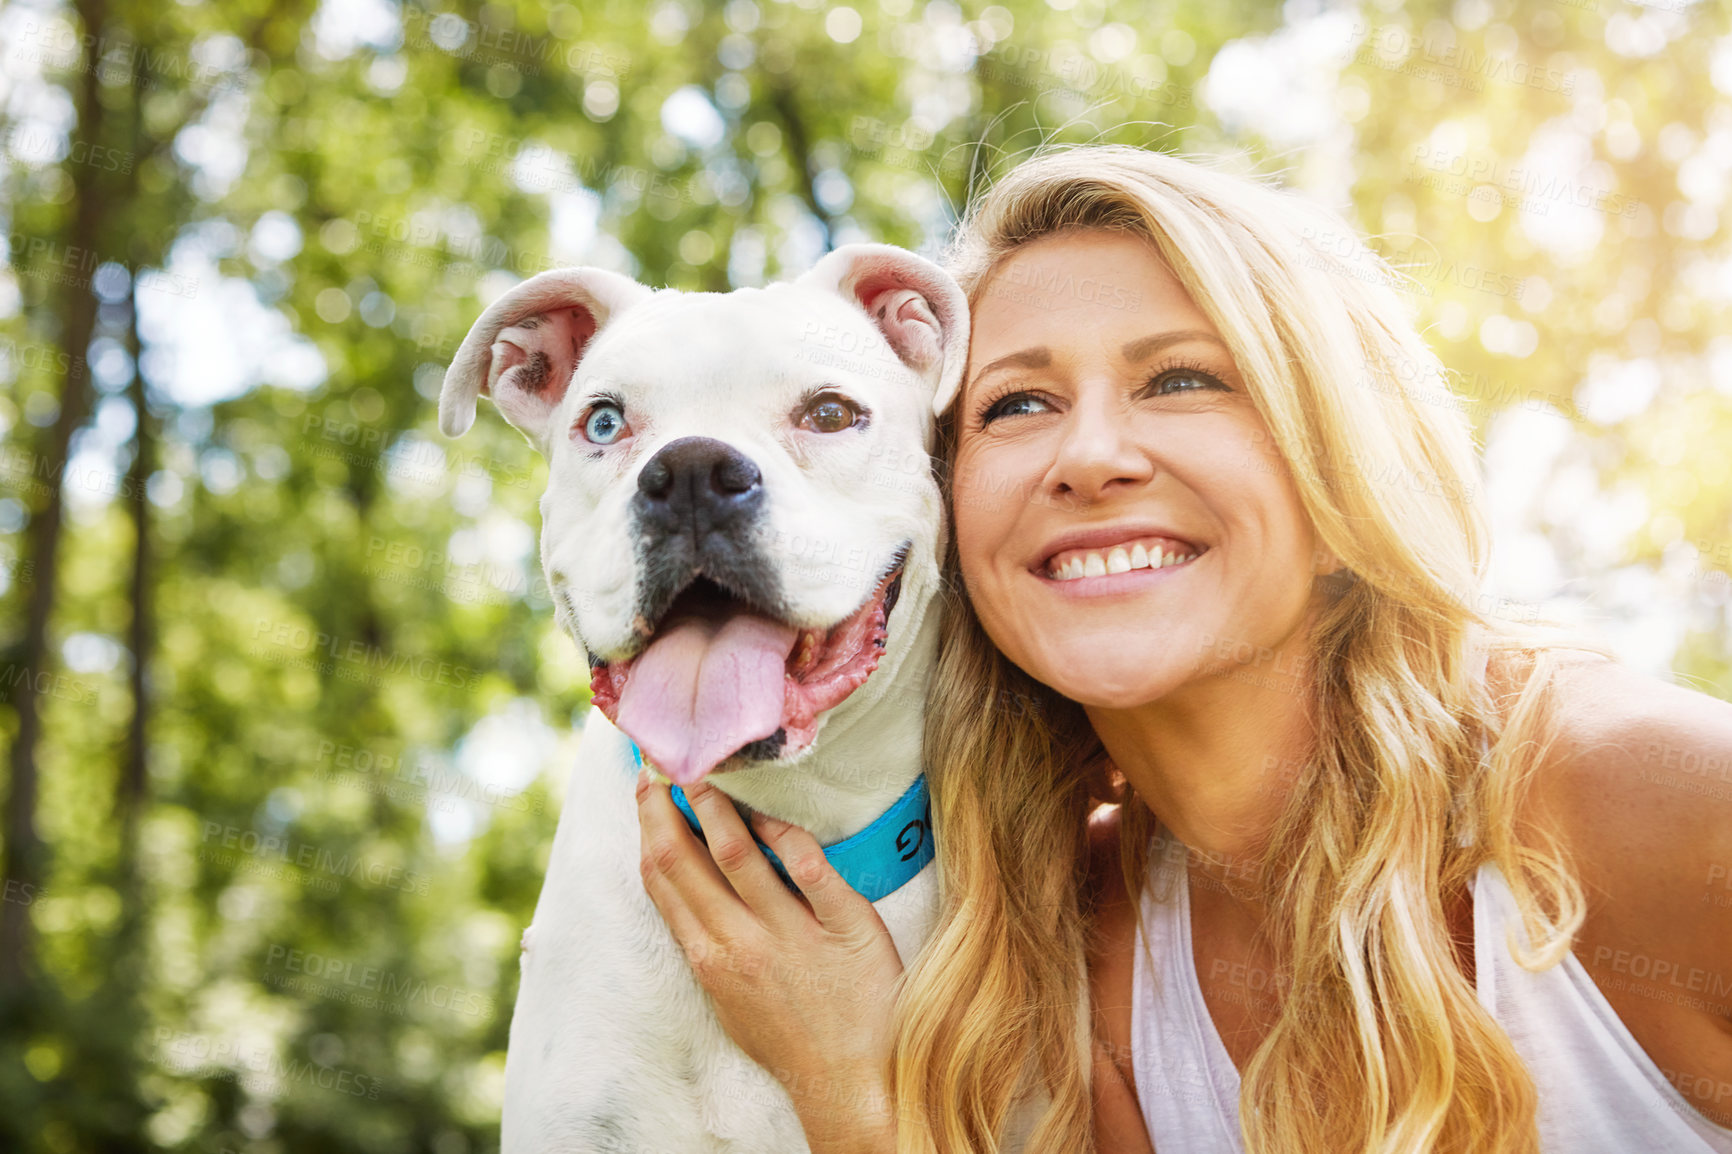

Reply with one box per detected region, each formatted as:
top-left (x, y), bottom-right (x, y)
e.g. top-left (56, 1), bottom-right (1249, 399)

top-left (1475, 861), bottom-right (1732, 1152)
top-left (1130, 826), bottom-right (1248, 1154)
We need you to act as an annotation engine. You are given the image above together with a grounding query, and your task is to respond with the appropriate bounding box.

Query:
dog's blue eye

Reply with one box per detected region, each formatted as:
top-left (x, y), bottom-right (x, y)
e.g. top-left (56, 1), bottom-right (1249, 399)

top-left (584, 403), bottom-right (627, 444)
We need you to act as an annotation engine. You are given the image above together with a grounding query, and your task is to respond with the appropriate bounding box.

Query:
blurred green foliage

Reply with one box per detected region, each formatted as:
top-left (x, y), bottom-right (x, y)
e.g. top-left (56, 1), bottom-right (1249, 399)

top-left (0, 0), bottom-right (1728, 1150)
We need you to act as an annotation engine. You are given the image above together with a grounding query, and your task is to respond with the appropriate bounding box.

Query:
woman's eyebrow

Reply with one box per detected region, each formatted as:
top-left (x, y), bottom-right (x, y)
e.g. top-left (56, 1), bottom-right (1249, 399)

top-left (1120, 329), bottom-right (1228, 361)
top-left (967, 346), bottom-right (1051, 390)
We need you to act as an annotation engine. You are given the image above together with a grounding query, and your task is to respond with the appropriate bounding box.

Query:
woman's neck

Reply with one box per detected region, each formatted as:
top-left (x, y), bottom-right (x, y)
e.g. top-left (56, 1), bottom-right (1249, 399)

top-left (1085, 627), bottom-right (1318, 912)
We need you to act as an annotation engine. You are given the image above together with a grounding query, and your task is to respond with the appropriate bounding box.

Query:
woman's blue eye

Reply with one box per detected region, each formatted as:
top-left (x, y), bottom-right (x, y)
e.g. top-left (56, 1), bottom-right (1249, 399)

top-left (584, 403), bottom-right (627, 444)
top-left (1149, 370), bottom-right (1227, 395)
top-left (981, 393), bottom-right (1052, 423)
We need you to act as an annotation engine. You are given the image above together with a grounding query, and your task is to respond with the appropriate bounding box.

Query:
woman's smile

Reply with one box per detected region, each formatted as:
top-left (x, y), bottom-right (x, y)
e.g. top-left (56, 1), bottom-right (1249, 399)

top-left (1037, 530), bottom-right (1205, 586)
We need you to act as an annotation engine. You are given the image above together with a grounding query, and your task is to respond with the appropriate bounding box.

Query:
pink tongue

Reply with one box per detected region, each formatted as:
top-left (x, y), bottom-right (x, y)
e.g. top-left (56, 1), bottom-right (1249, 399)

top-left (614, 613), bottom-right (799, 785)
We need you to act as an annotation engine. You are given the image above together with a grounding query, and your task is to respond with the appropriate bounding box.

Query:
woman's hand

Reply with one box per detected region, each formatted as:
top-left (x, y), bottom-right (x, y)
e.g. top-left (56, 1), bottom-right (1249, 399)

top-left (636, 768), bottom-right (906, 1154)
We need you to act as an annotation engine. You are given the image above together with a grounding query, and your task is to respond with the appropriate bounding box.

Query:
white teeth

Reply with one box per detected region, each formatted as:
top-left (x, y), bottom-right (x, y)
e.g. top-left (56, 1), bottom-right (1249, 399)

top-left (1048, 541), bottom-right (1202, 581)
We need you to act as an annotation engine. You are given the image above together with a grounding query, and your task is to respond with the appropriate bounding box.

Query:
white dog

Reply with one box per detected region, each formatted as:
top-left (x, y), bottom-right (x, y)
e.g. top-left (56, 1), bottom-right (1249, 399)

top-left (440, 245), bottom-right (1035, 1151)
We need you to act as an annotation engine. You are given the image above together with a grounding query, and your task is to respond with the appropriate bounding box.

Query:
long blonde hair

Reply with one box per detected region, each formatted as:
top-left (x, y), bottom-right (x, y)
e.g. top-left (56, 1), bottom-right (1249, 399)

top-left (887, 145), bottom-right (1588, 1154)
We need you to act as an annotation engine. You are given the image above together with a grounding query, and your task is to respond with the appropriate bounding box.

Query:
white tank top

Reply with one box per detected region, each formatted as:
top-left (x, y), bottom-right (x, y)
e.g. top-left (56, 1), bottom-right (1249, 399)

top-left (1130, 829), bottom-right (1732, 1153)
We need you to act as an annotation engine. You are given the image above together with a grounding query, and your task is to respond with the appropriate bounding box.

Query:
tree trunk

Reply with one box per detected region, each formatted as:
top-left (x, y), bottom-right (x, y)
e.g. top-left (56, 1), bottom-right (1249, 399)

top-left (769, 82), bottom-right (838, 253)
top-left (0, 0), bottom-right (110, 993)
top-left (116, 65), bottom-right (152, 937)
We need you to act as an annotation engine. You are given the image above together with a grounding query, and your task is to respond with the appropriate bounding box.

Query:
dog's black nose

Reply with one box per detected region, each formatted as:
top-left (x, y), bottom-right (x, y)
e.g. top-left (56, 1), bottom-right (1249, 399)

top-left (630, 437), bottom-right (779, 629)
top-left (636, 436), bottom-right (763, 523)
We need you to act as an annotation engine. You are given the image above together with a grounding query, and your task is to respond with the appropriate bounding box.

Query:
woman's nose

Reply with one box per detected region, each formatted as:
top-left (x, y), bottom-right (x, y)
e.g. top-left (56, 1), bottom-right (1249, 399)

top-left (1045, 382), bottom-right (1153, 503)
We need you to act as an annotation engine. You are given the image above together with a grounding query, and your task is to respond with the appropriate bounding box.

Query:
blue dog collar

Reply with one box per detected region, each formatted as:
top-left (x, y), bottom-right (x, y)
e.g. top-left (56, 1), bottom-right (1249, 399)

top-left (627, 739), bottom-right (934, 903)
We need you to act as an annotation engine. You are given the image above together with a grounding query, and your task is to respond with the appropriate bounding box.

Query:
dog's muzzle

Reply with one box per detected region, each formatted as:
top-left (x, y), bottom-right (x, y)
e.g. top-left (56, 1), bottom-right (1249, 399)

top-left (587, 440), bottom-right (909, 787)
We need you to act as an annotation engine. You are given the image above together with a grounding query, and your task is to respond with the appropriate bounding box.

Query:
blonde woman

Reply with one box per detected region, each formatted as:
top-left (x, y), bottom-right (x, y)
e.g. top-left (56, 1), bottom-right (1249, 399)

top-left (635, 145), bottom-right (1732, 1153)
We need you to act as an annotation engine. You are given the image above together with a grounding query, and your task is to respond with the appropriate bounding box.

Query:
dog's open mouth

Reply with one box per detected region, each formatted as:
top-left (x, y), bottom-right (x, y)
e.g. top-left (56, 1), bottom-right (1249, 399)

top-left (589, 545), bottom-right (907, 785)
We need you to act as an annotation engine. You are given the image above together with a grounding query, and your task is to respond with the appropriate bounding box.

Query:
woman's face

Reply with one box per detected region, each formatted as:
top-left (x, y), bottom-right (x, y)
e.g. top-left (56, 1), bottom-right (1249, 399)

top-left (953, 228), bottom-right (1329, 710)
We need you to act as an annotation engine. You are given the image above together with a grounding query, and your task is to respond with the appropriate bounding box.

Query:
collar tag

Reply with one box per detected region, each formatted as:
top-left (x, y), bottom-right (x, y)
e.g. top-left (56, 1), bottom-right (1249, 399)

top-left (627, 739), bottom-right (933, 902)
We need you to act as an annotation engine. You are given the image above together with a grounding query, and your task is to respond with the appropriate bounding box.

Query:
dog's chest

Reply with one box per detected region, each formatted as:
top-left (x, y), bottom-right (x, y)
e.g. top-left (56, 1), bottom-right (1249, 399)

top-left (502, 721), bottom-right (941, 1152)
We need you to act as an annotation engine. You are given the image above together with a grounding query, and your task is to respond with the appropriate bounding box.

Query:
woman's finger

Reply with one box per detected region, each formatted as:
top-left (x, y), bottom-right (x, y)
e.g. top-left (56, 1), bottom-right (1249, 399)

top-left (638, 844), bottom-right (711, 962)
top-left (680, 779), bottom-right (810, 931)
top-left (635, 790), bottom-right (721, 970)
top-left (749, 810), bottom-right (887, 940)
top-left (636, 771), bottom-right (751, 941)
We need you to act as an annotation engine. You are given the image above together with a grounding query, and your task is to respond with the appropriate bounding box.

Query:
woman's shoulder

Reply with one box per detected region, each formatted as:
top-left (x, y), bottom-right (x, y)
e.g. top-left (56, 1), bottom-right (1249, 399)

top-left (1518, 653), bottom-right (1732, 845)
top-left (1514, 652), bottom-right (1732, 970)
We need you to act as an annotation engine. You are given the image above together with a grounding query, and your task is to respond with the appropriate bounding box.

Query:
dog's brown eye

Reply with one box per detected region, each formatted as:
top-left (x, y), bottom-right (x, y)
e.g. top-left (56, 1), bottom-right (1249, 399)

top-left (803, 396), bottom-right (859, 434)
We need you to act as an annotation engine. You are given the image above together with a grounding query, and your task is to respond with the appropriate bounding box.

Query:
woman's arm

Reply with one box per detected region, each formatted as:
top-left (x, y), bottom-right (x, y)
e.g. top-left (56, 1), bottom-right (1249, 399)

top-left (635, 769), bottom-right (905, 1154)
top-left (1526, 656), bottom-right (1732, 1126)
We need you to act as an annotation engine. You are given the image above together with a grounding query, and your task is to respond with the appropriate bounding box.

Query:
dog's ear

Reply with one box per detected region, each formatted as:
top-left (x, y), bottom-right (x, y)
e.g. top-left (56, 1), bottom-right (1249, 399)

top-left (440, 267), bottom-right (653, 454)
top-left (796, 244), bottom-right (970, 418)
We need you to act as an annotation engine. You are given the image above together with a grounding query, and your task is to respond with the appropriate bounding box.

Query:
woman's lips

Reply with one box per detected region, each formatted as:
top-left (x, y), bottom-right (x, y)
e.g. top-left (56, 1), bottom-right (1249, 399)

top-left (1040, 535), bottom-right (1205, 581)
